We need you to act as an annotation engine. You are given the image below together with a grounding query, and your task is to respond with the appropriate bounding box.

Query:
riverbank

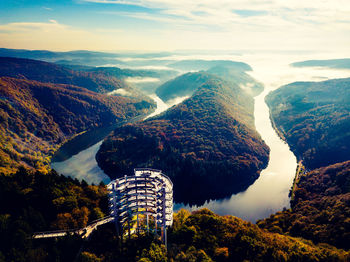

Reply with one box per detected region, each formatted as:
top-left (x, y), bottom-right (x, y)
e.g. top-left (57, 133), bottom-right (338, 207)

top-left (289, 160), bottom-right (305, 201)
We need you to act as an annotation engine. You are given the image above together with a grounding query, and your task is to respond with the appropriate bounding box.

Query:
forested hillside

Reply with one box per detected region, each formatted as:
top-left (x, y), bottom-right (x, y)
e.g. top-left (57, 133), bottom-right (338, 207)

top-left (1, 169), bottom-right (348, 262)
top-left (78, 209), bottom-right (348, 262)
top-left (0, 77), bottom-right (155, 174)
top-left (97, 74), bottom-right (269, 204)
top-left (258, 160), bottom-right (350, 250)
top-left (266, 78), bottom-right (350, 169)
top-left (0, 167), bottom-right (108, 262)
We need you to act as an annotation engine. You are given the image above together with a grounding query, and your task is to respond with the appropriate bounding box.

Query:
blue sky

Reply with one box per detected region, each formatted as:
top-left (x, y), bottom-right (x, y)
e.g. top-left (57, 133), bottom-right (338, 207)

top-left (0, 0), bottom-right (349, 52)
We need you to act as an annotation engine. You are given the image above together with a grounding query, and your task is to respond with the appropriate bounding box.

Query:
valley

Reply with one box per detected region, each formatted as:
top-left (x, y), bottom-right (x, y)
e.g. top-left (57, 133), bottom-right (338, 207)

top-left (2, 0), bottom-right (350, 260)
top-left (0, 50), bottom-right (350, 261)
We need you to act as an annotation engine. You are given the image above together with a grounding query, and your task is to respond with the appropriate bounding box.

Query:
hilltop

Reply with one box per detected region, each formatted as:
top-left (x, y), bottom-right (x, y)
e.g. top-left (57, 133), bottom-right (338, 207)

top-left (155, 72), bottom-right (214, 103)
top-left (206, 65), bottom-right (264, 96)
top-left (97, 73), bottom-right (269, 204)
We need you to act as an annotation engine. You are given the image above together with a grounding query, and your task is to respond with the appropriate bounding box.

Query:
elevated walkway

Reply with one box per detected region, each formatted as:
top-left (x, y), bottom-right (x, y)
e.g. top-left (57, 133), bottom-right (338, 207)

top-left (32, 216), bottom-right (114, 239)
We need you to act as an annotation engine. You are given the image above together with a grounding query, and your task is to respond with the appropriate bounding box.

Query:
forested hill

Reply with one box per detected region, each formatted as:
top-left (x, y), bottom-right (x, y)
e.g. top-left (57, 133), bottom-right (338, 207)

top-left (97, 74), bottom-right (269, 204)
top-left (266, 77), bottom-right (350, 170)
top-left (0, 57), bottom-right (131, 94)
top-left (0, 77), bottom-right (155, 174)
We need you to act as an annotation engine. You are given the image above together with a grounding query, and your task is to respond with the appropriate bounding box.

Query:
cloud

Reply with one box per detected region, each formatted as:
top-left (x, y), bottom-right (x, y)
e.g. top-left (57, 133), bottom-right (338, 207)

top-left (0, 20), bottom-right (66, 33)
top-left (1, 0), bottom-right (350, 52)
top-left (232, 10), bottom-right (268, 17)
top-left (82, 0), bottom-right (350, 29)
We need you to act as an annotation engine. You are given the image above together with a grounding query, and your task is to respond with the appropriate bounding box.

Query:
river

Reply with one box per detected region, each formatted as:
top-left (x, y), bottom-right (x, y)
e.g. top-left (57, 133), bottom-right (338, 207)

top-left (52, 85), bottom-right (296, 222)
top-left (51, 60), bottom-right (350, 222)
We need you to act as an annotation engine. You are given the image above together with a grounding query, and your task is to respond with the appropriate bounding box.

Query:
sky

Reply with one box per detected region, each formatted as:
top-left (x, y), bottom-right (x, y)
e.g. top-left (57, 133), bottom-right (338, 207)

top-left (0, 0), bottom-right (350, 52)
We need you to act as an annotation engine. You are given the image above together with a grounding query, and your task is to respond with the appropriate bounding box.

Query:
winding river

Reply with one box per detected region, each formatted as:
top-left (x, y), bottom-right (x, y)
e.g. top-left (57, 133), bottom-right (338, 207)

top-left (51, 61), bottom-right (350, 222)
top-left (52, 87), bottom-right (296, 222)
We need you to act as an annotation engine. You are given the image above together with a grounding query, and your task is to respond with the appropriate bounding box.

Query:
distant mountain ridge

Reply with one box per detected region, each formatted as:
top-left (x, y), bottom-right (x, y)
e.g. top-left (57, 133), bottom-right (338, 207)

top-left (168, 59), bottom-right (252, 71)
top-left (0, 57), bottom-right (129, 94)
top-left (0, 48), bottom-right (124, 66)
top-left (291, 58), bottom-right (350, 69)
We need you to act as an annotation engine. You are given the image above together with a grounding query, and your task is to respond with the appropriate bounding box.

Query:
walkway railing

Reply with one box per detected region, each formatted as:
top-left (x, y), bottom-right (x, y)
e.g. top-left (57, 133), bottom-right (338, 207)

top-left (32, 216), bottom-right (114, 239)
